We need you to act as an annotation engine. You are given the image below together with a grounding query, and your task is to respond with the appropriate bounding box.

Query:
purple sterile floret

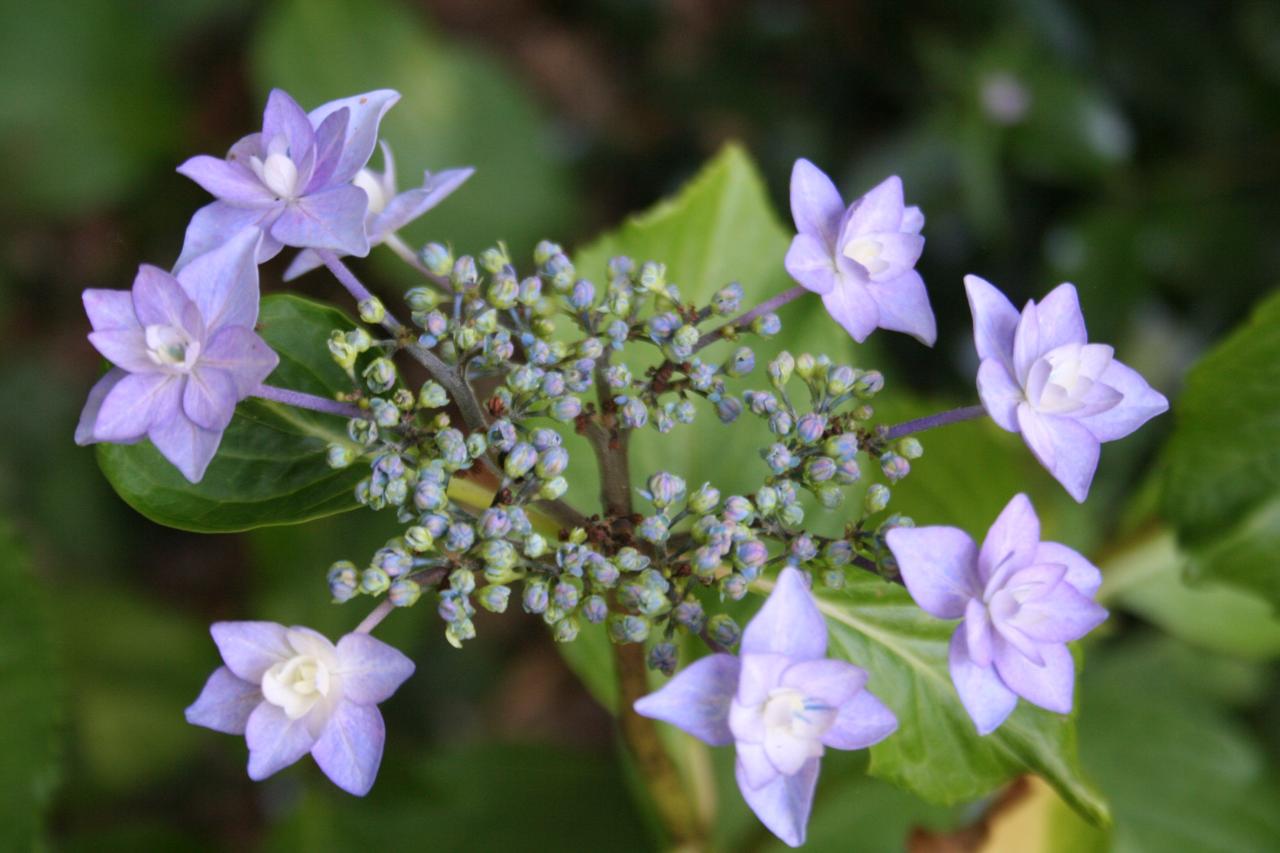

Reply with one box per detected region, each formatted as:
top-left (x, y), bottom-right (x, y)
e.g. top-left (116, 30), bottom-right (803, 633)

top-left (285, 141), bottom-right (474, 280)
top-left (784, 159), bottom-right (936, 346)
top-left (964, 275), bottom-right (1169, 502)
top-left (185, 621), bottom-right (415, 796)
top-left (886, 494), bottom-right (1108, 735)
top-left (634, 567), bottom-right (897, 848)
top-left (175, 88), bottom-right (400, 268)
top-left (75, 227), bottom-right (278, 482)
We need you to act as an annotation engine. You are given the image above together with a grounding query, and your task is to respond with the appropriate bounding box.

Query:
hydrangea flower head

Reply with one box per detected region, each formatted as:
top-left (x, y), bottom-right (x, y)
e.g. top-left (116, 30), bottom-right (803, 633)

top-left (285, 142), bottom-right (474, 280)
top-left (784, 159), bottom-right (936, 346)
top-left (75, 227), bottom-right (278, 482)
top-left (964, 275), bottom-right (1169, 501)
top-left (886, 494), bottom-right (1107, 735)
top-left (176, 88), bottom-right (400, 268)
top-left (186, 621), bottom-right (415, 796)
top-left (634, 567), bottom-right (897, 847)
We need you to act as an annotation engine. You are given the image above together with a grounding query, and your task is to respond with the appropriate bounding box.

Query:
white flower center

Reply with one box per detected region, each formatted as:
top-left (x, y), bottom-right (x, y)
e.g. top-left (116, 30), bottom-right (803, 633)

top-left (762, 687), bottom-right (837, 748)
top-left (353, 168), bottom-right (388, 215)
top-left (843, 237), bottom-right (889, 276)
top-left (261, 654), bottom-right (333, 720)
top-left (249, 138), bottom-right (301, 200)
top-left (144, 324), bottom-right (199, 371)
top-left (1025, 342), bottom-right (1115, 415)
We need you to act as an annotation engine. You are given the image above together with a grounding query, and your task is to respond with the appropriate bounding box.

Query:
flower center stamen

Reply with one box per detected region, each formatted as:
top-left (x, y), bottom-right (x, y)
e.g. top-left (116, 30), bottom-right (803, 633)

top-left (261, 654), bottom-right (333, 720)
top-left (144, 324), bottom-right (199, 371)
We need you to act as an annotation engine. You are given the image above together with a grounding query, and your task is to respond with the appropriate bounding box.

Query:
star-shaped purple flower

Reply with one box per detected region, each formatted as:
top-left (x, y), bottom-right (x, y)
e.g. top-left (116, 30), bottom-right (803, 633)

top-left (784, 159), bottom-right (936, 346)
top-left (75, 227), bottom-right (278, 482)
top-left (634, 567), bottom-right (897, 847)
top-left (175, 88), bottom-right (400, 269)
top-left (186, 621), bottom-right (415, 796)
top-left (284, 141), bottom-right (474, 280)
top-left (964, 275), bottom-right (1169, 502)
top-left (886, 494), bottom-right (1108, 735)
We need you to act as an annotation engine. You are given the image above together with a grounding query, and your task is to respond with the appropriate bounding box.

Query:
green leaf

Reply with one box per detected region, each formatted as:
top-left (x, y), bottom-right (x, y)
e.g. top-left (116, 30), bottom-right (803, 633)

top-left (0, 524), bottom-right (61, 849)
top-left (1162, 290), bottom-right (1280, 607)
top-left (97, 294), bottom-right (363, 532)
top-left (801, 575), bottom-right (1109, 826)
top-left (251, 0), bottom-right (572, 257)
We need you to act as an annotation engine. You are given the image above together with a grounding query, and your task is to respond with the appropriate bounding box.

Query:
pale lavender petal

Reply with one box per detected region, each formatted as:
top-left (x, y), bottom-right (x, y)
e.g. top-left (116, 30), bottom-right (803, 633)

top-left (633, 653), bottom-right (740, 746)
top-left (780, 658), bottom-right (868, 706)
top-left (183, 366), bottom-right (238, 432)
top-left (1016, 407), bottom-right (1100, 503)
top-left (227, 132), bottom-right (264, 162)
top-left (820, 688), bottom-right (897, 750)
top-left (992, 619), bottom-right (1045, 666)
top-left (736, 741), bottom-right (776, 790)
top-left (1033, 541), bottom-right (1102, 598)
top-left (95, 372), bottom-right (180, 442)
top-left (87, 328), bottom-right (155, 373)
top-left (82, 289), bottom-right (139, 332)
top-left (976, 359), bottom-right (1023, 432)
top-left (886, 525), bottom-right (980, 619)
top-left (1012, 301), bottom-right (1043, 386)
top-left (841, 175), bottom-right (904, 240)
top-left (282, 249), bottom-right (325, 282)
top-left (789, 158), bottom-right (845, 249)
top-left (852, 231), bottom-right (923, 282)
top-left (262, 89), bottom-right (315, 163)
top-left (978, 493), bottom-right (1041, 587)
top-left (132, 265), bottom-right (194, 329)
top-left (311, 700), bottom-right (385, 796)
top-left (177, 155), bottom-right (274, 206)
top-left (1071, 380), bottom-right (1124, 418)
top-left (742, 567), bottom-right (827, 661)
top-left (307, 89), bottom-right (400, 185)
top-left (734, 653), bottom-right (792, 713)
top-left (821, 277), bottom-right (879, 342)
top-left (964, 599), bottom-right (993, 667)
top-left (1033, 283), bottom-right (1088, 353)
top-left (305, 107), bottom-right (350, 192)
top-left (335, 633), bottom-right (416, 706)
top-left (370, 167), bottom-right (475, 240)
top-left (75, 368), bottom-right (130, 445)
top-left (175, 226), bottom-right (263, 332)
top-left (784, 233), bottom-right (837, 295)
top-left (1009, 580), bottom-right (1108, 643)
top-left (185, 666), bottom-right (262, 734)
top-left (863, 268), bottom-right (937, 346)
top-left (245, 701), bottom-right (319, 781)
top-left (270, 185), bottom-right (371, 257)
top-left (201, 326), bottom-right (279, 397)
top-left (377, 140), bottom-right (397, 190)
top-left (735, 755), bottom-right (819, 848)
top-left (1079, 359), bottom-right (1169, 442)
top-left (964, 274), bottom-right (1020, 368)
top-left (175, 202), bottom-right (283, 271)
top-left (901, 205), bottom-right (925, 234)
top-left (148, 408), bottom-right (223, 483)
top-left (210, 621), bottom-right (292, 682)
top-left (949, 629), bottom-right (1017, 736)
top-left (993, 636), bottom-right (1075, 715)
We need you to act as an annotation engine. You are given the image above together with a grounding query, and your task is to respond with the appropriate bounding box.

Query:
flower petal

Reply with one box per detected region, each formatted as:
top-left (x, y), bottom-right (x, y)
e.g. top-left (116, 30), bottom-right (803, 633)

top-left (1009, 579), bottom-right (1108, 643)
top-left (863, 269), bottom-right (936, 346)
top-left (735, 755), bottom-right (819, 848)
top-left (742, 567), bottom-right (827, 661)
top-left (901, 205), bottom-right (925, 234)
top-left (734, 653), bottom-right (793, 715)
top-left (175, 202), bottom-right (283, 271)
top-left (633, 653), bottom-right (740, 746)
top-left (305, 106), bottom-right (350, 192)
top-left (271, 185), bottom-right (371, 257)
top-left (201, 326), bottom-right (279, 398)
top-left (83, 289), bottom-right (139, 332)
top-left (949, 629), bottom-right (1017, 736)
top-left (310, 700), bottom-right (386, 796)
top-left (210, 621), bottom-right (292, 682)
top-left (261, 89), bottom-right (315, 164)
top-left (820, 276), bottom-right (879, 342)
top-left (282, 249), bottom-right (325, 282)
top-left (1033, 541), bottom-right (1102, 598)
top-left (820, 688), bottom-right (898, 750)
top-left (1016, 406), bottom-right (1101, 503)
top-left (307, 89), bottom-right (400, 185)
top-left (75, 368), bottom-right (132, 445)
top-left (789, 158), bottom-right (845, 249)
top-left (87, 328), bottom-right (155, 373)
top-left (175, 226), bottom-right (263, 332)
top-left (736, 741), bottom-right (777, 790)
top-left (176, 155), bottom-right (275, 206)
top-left (370, 167), bottom-right (474, 240)
top-left (886, 525), bottom-right (980, 619)
top-left (185, 666), bottom-right (262, 734)
top-left (148, 407), bottom-right (223, 483)
top-left (245, 700), bottom-right (319, 781)
top-left (780, 658), bottom-right (868, 706)
top-left (183, 366), bottom-right (238, 432)
top-left (977, 493), bottom-right (1040, 585)
top-left (1079, 359), bottom-right (1169, 442)
top-left (132, 265), bottom-right (194, 329)
top-left (1033, 283), bottom-right (1087, 353)
top-left (95, 372), bottom-right (180, 442)
top-left (977, 358), bottom-right (1023, 432)
top-left (784, 233), bottom-right (837, 295)
top-left (965, 599), bottom-right (993, 667)
top-left (841, 175), bottom-right (904, 239)
top-left (335, 632), bottom-right (416, 706)
top-left (993, 636), bottom-right (1075, 715)
top-left (764, 724), bottom-right (820, 776)
top-left (964, 274), bottom-right (1021, 369)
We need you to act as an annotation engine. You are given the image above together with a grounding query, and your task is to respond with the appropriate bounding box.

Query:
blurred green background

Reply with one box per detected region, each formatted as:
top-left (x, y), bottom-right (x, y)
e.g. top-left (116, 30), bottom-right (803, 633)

top-left (2, 0), bottom-right (1279, 850)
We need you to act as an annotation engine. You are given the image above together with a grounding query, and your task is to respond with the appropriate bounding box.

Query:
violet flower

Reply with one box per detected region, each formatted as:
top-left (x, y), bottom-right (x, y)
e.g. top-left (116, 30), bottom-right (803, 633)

top-left (634, 567), bottom-right (897, 847)
top-left (186, 621), bottom-right (415, 796)
top-left (964, 275), bottom-right (1169, 501)
top-left (175, 88), bottom-right (400, 269)
top-left (886, 494), bottom-right (1108, 735)
top-left (784, 159), bottom-right (936, 346)
top-left (285, 141), bottom-right (474, 280)
top-left (75, 227), bottom-right (278, 483)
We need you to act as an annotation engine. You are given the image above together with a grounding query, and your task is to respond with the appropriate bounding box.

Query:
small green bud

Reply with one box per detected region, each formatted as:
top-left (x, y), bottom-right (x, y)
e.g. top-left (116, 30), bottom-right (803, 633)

top-left (405, 286), bottom-right (439, 312)
top-left (327, 330), bottom-right (358, 369)
top-left (404, 525), bottom-right (434, 552)
top-left (864, 483), bottom-right (891, 513)
top-left (346, 326), bottom-right (374, 352)
top-left (360, 567), bottom-right (391, 595)
top-left (795, 352), bottom-right (817, 380)
top-left (896, 437), bottom-right (924, 459)
top-left (326, 443), bottom-right (356, 469)
top-left (358, 297), bottom-right (386, 324)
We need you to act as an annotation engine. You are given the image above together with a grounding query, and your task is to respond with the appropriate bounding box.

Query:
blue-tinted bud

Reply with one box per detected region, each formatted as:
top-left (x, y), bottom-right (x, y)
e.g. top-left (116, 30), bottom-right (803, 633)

top-left (734, 539), bottom-right (768, 570)
top-left (719, 495), bottom-right (751, 523)
top-left (608, 614), bottom-right (651, 644)
top-left (404, 525), bottom-right (434, 553)
top-left (422, 513), bottom-right (450, 538)
top-left (897, 437), bottom-right (924, 460)
top-left (637, 515), bottom-right (669, 544)
top-left (639, 568), bottom-right (670, 594)
top-left (464, 434), bottom-right (486, 460)
top-left (716, 395), bottom-right (743, 424)
top-left (437, 590), bottom-right (468, 623)
top-left (535, 446), bottom-right (570, 479)
top-left (389, 579), bottom-right (421, 607)
top-left (413, 480), bottom-right (446, 512)
top-left (712, 281), bottom-right (744, 315)
top-left (688, 482), bottom-right (720, 514)
top-left (602, 364), bottom-right (632, 390)
top-left (360, 567), bottom-right (391, 595)
top-left (789, 534), bottom-right (819, 564)
top-left (693, 545), bottom-right (722, 578)
top-left (521, 532), bottom-right (547, 559)
top-left (504, 442), bottom-right (538, 479)
top-left (518, 275), bottom-right (543, 306)
top-left (670, 324), bottom-right (699, 359)
top-left (825, 433), bottom-right (859, 460)
top-left (534, 240), bottom-right (561, 267)
top-left (327, 443), bottom-right (357, 469)
top-left (373, 545), bottom-right (413, 577)
top-left (673, 600), bottom-right (706, 633)
top-left (553, 578), bottom-right (582, 610)
top-left (478, 508), bottom-right (511, 540)
top-left (420, 242), bottom-right (453, 276)
top-left (825, 540), bottom-right (854, 566)
top-left (796, 413), bottom-right (827, 444)
top-left (415, 380), bottom-right (447, 410)
top-left (540, 477), bottom-right (569, 501)
top-left (646, 312), bottom-right (679, 342)
top-left (721, 573), bottom-right (749, 601)
top-left (451, 255), bottom-right (479, 291)
top-left (764, 443), bottom-right (797, 474)
top-left (537, 370), bottom-right (564, 398)
top-left (638, 261), bottom-right (667, 293)
top-left (707, 614), bottom-right (741, 649)
top-left (569, 279), bottom-right (596, 310)
top-left (523, 578), bottom-right (550, 614)
top-left (688, 360), bottom-right (716, 392)
top-left (346, 327), bottom-right (374, 354)
top-left (779, 502), bottom-right (806, 527)
top-left (768, 410), bottom-right (794, 436)
top-left (544, 252), bottom-right (575, 292)
top-left (486, 419), bottom-right (517, 453)
top-left (553, 617), bottom-right (580, 643)
top-left (606, 319), bottom-right (629, 347)
top-left (478, 245), bottom-right (510, 274)
top-left (880, 513), bottom-right (915, 533)
top-left (834, 459), bottom-right (862, 485)
top-left (822, 569), bottom-right (846, 590)
top-left (648, 642), bottom-right (678, 676)
top-left (370, 397), bottom-right (400, 428)
top-left (745, 390), bottom-right (779, 416)
top-left (582, 595), bottom-right (609, 624)
top-left (815, 482), bottom-right (843, 509)
top-left (618, 397), bottom-right (648, 429)
top-left (585, 556), bottom-right (619, 588)
top-left (768, 352), bottom-right (795, 387)
top-left (608, 255), bottom-right (635, 279)
top-left (806, 456), bottom-right (837, 483)
top-left (754, 486), bottom-right (779, 514)
top-left (826, 365), bottom-right (857, 395)
top-left (405, 286), bottom-right (439, 313)
top-left (674, 399), bottom-right (696, 424)
top-left (752, 312), bottom-right (781, 338)
top-left (446, 522), bottom-right (476, 553)
top-left (357, 296), bottom-right (385, 325)
top-left (616, 547), bottom-right (649, 573)
top-left (550, 396), bottom-right (583, 422)
top-left (865, 483), bottom-right (891, 513)
top-left (445, 619), bottom-right (476, 648)
top-left (507, 364), bottom-right (541, 394)
top-left (795, 353), bottom-right (817, 380)
top-left (854, 370), bottom-right (884, 397)
top-left (328, 561), bottom-right (358, 602)
top-left (384, 478), bottom-right (408, 506)
top-left (480, 540), bottom-right (516, 572)
top-left (880, 452), bottom-right (910, 483)
top-left (644, 471), bottom-right (686, 509)
top-left (487, 272), bottom-right (520, 310)
top-left (577, 338), bottom-right (604, 361)
top-left (363, 357), bottom-right (397, 393)
top-left (479, 584), bottom-right (511, 613)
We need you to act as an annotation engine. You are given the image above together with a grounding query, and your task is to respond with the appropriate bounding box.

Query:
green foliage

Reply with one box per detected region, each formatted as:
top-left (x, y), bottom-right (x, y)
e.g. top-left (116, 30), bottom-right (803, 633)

top-left (1162, 290), bottom-right (1280, 608)
top-left (0, 525), bottom-right (61, 850)
top-left (251, 0), bottom-right (572, 257)
top-left (96, 295), bottom-right (363, 532)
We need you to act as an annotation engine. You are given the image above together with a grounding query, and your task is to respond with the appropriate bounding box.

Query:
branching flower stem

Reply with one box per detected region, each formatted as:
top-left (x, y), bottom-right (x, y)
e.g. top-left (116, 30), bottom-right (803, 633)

top-left (884, 404), bottom-right (987, 439)
top-left (694, 283), bottom-right (807, 352)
